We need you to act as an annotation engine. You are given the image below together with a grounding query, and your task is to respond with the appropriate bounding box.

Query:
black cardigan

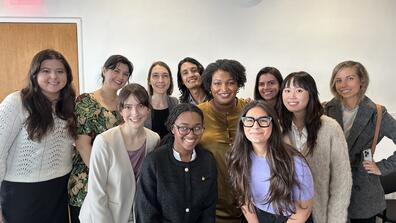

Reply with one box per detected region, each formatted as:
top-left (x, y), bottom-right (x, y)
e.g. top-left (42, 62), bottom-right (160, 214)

top-left (135, 144), bottom-right (218, 223)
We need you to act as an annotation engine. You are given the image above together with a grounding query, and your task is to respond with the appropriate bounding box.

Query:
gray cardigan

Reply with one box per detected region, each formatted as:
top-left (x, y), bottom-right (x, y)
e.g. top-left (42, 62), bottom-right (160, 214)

top-left (144, 96), bottom-right (178, 129)
top-left (324, 96), bottom-right (396, 218)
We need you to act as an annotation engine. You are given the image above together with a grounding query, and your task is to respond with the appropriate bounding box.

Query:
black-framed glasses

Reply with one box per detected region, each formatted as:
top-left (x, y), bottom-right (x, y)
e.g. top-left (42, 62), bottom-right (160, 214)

top-left (241, 116), bottom-right (272, 128)
top-left (174, 125), bottom-right (204, 135)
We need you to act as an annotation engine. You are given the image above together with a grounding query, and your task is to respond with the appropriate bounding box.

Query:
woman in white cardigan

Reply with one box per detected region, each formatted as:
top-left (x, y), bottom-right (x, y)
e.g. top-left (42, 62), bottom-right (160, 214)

top-left (79, 83), bottom-right (160, 223)
top-left (279, 72), bottom-right (352, 223)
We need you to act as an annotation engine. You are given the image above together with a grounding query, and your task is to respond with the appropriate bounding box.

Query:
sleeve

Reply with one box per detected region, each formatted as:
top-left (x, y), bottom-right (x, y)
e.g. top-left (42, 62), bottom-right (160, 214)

top-left (85, 134), bottom-right (114, 223)
top-left (197, 156), bottom-right (218, 223)
top-left (0, 93), bottom-right (24, 206)
top-left (293, 157), bottom-right (314, 202)
top-left (376, 107), bottom-right (396, 176)
top-left (327, 121), bottom-right (352, 223)
top-left (135, 154), bottom-right (162, 223)
top-left (75, 94), bottom-right (98, 136)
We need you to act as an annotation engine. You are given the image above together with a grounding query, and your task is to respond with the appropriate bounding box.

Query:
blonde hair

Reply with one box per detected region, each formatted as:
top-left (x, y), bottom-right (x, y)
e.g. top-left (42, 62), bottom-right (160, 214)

top-left (330, 60), bottom-right (369, 101)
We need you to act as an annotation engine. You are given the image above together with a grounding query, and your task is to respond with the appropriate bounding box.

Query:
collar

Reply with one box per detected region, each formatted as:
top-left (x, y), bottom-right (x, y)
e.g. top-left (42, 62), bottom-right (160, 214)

top-left (172, 148), bottom-right (197, 162)
top-left (291, 121), bottom-right (307, 137)
top-left (188, 93), bottom-right (208, 105)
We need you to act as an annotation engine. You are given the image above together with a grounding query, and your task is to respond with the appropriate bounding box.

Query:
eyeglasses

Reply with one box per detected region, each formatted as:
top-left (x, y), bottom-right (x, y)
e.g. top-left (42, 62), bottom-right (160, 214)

top-left (241, 116), bottom-right (272, 128)
top-left (151, 73), bottom-right (170, 80)
top-left (174, 125), bottom-right (204, 135)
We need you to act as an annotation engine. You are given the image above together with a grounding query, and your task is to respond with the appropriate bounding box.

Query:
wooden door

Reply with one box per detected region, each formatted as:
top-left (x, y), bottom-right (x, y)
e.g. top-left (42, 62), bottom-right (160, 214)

top-left (0, 22), bottom-right (79, 101)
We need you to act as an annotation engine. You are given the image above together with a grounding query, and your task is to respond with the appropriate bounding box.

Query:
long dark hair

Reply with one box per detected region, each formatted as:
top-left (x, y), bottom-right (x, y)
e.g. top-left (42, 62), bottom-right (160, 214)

top-left (21, 49), bottom-right (77, 141)
top-left (177, 57), bottom-right (210, 103)
top-left (254, 66), bottom-right (283, 101)
top-left (227, 100), bottom-right (304, 216)
top-left (279, 71), bottom-right (323, 155)
top-left (158, 103), bottom-right (204, 147)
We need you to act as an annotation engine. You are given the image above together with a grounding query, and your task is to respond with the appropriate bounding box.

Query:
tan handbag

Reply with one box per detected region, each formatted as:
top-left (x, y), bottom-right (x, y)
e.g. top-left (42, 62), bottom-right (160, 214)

top-left (370, 104), bottom-right (383, 154)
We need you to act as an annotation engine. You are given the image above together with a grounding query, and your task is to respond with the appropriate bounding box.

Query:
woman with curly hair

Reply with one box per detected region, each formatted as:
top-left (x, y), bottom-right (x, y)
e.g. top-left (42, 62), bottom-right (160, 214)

top-left (198, 59), bottom-right (249, 223)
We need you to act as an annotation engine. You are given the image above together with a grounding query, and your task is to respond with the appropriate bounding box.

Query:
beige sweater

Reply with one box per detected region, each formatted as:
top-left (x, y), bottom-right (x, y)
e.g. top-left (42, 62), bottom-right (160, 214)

top-left (285, 115), bottom-right (352, 223)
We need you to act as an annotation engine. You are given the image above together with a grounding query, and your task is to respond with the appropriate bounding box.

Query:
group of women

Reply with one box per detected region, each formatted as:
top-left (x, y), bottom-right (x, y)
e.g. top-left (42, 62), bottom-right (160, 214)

top-left (0, 49), bottom-right (395, 223)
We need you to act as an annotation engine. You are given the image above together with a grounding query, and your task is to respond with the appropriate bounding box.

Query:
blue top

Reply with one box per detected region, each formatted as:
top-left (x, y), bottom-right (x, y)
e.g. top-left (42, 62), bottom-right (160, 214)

top-left (250, 152), bottom-right (314, 215)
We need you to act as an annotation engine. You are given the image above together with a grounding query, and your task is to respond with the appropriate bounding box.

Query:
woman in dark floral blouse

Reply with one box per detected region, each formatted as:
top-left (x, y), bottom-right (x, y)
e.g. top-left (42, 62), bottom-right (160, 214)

top-left (68, 55), bottom-right (133, 223)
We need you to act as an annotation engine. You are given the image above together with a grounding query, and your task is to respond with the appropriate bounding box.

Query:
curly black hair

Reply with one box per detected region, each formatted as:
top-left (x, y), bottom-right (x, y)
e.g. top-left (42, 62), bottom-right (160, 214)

top-left (201, 59), bottom-right (247, 94)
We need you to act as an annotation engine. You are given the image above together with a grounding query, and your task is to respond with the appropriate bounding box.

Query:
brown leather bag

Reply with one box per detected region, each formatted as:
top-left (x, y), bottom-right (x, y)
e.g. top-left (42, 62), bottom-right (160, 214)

top-left (370, 104), bottom-right (383, 155)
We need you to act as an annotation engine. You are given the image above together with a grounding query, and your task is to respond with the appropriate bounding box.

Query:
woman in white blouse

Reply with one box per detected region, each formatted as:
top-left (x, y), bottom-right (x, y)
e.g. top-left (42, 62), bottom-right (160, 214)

top-left (279, 71), bottom-right (352, 223)
top-left (0, 49), bottom-right (77, 223)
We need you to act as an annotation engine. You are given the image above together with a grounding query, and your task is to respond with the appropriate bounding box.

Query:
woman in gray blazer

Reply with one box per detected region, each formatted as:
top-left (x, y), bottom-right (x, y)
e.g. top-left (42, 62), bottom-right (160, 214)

top-left (324, 60), bottom-right (396, 223)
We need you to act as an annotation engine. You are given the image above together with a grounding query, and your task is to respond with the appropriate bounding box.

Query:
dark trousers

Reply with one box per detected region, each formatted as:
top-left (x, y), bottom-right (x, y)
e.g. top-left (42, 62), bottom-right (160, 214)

top-left (350, 216), bottom-right (376, 223)
top-left (69, 205), bottom-right (81, 223)
top-left (255, 207), bottom-right (314, 223)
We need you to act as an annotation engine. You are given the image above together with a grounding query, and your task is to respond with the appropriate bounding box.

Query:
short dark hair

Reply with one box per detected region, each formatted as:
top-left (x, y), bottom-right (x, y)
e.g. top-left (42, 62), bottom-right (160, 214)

top-left (147, 61), bottom-right (174, 95)
top-left (165, 103), bottom-right (204, 132)
top-left (101, 55), bottom-right (134, 84)
top-left (158, 103), bottom-right (204, 147)
top-left (254, 67), bottom-right (283, 100)
top-left (118, 83), bottom-right (151, 111)
top-left (201, 59), bottom-right (247, 94)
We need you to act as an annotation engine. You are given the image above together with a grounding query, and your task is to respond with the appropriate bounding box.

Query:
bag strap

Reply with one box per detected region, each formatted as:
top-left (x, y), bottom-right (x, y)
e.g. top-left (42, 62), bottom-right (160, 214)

top-left (371, 104), bottom-right (382, 154)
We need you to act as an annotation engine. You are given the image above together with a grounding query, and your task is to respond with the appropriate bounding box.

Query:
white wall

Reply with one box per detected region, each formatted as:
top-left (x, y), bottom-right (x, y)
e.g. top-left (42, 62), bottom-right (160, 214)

top-left (1, 0), bottom-right (395, 157)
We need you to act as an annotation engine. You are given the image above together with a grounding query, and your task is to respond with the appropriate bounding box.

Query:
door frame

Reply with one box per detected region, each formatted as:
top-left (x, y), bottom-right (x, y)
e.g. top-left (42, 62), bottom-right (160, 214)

top-left (0, 16), bottom-right (85, 93)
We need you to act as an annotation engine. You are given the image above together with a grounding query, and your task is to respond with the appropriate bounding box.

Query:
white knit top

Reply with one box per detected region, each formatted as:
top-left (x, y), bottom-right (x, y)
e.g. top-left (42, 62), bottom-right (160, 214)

top-left (0, 92), bottom-right (74, 195)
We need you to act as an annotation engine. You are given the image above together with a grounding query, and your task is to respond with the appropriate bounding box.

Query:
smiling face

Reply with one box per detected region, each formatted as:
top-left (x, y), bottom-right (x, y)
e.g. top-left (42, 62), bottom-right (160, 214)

top-left (149, 65), bottom-right (171, 95)
top-left (243, 106), bottom-right (272, 150)
top-left (334, 67), bottom-right (362, 102)
top-left (36, 59), bottom-right (68, 101)
top-left (103, 62), bottom-right (130, 91)
top-left (258, 73), bottom-right (280, 102)
top-left (120, 94), bottom-right (150, 129)
top-left (210, 70), bottom-right (238, 106)
top-left (180, 62), bottom-right (202, 90)
top-left (282, 79), bottom-right (309, 116)
top-left (172, 111), bottom-right (203, 155)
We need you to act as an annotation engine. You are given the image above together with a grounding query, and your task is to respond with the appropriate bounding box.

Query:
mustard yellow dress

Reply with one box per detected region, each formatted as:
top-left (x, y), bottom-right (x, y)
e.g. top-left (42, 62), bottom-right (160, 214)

top-left (198, 98), bottom-right (248, 223)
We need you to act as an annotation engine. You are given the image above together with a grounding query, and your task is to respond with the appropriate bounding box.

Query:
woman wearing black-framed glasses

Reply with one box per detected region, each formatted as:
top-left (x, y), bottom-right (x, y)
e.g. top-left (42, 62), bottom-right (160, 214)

top-left (135, 103), bottom-right (217, 223)
top-left (228, 100), bottom-right (314, 223)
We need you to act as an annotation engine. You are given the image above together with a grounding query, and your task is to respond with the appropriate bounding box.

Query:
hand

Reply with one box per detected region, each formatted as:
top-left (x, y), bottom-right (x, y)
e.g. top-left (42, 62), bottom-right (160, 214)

top-left (0, 209), bottom-right (3, 223)
top-left (362, 160), bottom-right (382, 175)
